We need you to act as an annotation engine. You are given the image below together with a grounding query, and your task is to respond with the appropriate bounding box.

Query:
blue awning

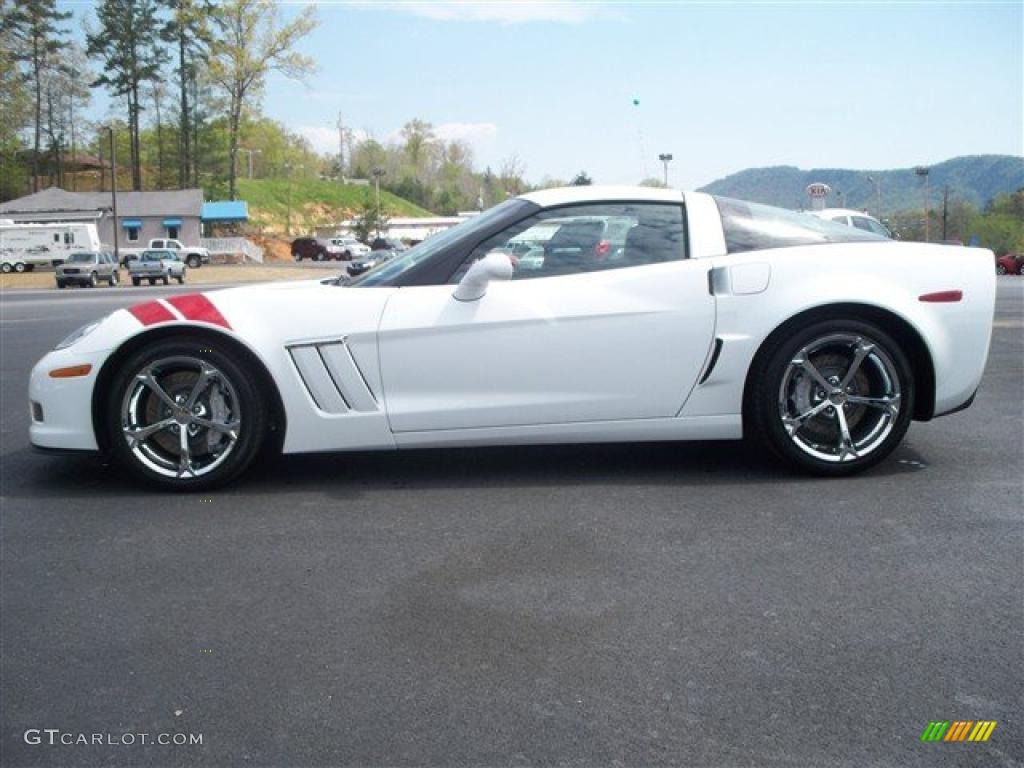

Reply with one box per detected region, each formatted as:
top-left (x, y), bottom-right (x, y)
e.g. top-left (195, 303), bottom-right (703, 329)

top-left (162, 217), bottom-right (183, 227)
top-left (201, 200), bottom-right (249, 223)
top-left (121, 219), bottom-right (142, 229)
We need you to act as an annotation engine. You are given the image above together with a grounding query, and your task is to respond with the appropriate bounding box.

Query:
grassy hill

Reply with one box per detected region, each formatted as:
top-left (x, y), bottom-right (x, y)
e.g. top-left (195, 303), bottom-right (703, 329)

top-left (698, 155), bottom-right (1024, 213)
top-left (237, 177), bottom-right (432, 235)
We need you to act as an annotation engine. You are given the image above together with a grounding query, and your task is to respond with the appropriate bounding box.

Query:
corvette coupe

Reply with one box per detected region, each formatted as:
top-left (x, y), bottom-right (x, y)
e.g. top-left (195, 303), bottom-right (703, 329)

top-left (29, 187), bottom-right (996, 490)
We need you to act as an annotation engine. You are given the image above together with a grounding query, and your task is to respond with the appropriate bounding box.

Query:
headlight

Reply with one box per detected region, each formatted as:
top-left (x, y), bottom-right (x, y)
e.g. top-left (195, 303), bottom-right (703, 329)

top-left (55, 319), bottom-right (102, 350)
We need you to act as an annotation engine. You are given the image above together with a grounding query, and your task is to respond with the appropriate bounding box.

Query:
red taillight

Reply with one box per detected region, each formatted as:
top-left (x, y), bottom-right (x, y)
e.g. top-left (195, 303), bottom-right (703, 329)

top-left (919, 290), bottom-right (963, 303)
top-left (595, 240), bottom-right (611, 258)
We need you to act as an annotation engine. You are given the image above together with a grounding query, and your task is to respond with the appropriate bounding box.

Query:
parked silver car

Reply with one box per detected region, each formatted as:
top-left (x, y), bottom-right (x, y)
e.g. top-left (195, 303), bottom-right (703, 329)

top-left (129, 249), bottom-right (187, 286)
top-left (55, 251), bottom-right (120, 288)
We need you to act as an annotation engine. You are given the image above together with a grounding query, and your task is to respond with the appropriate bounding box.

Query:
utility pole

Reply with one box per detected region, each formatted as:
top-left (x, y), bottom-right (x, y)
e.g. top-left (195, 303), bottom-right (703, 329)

top-left (372, 167), bottom-right (386, 237)
top-left (942, 185), bottom-right (950, 241)
top-left (867, 174), bottom-right (882, 218)
top-left (336, 111), bottom-right (345, 181)
top-left (107, 126), bottom-right (119, 264)
top-left (915, 166), bottom-right (930, 242)
top-left (658, 153), bottom-right (673, 186)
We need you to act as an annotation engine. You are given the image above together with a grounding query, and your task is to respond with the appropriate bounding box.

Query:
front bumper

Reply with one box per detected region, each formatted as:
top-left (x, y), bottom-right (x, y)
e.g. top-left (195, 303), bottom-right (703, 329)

top-left (28, 347), bottom-right (107, 451)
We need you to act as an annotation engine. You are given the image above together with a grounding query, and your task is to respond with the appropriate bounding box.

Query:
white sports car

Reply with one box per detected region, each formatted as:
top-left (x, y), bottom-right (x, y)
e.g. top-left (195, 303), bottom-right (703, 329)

top-left (29, 187), bottom-right (996, 490)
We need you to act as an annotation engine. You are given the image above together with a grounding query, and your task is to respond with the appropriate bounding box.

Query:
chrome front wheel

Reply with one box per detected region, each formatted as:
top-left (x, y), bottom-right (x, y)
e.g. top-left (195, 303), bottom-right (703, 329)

top-left (108, 340), bottom-right (268, 489)
top-left (120, 356), bottom-right (241, 479)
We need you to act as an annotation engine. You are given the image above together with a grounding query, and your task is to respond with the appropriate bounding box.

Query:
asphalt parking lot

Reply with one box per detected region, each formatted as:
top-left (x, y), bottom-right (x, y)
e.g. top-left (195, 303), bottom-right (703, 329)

top-left (1, 280), bottom-right (1022, 767)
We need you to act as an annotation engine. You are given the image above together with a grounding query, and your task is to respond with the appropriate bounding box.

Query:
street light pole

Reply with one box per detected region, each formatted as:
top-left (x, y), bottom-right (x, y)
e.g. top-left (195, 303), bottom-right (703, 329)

top-left (236, 148), bottom-right (260, 178)
top-left (657, 153), bottom-right (673, 186)
top-left (107, 126), bottom-right (119, 264)
top-left (915, 166), bottom-right (930, 242)
top-left (285, 162), bottom-right (302, 236)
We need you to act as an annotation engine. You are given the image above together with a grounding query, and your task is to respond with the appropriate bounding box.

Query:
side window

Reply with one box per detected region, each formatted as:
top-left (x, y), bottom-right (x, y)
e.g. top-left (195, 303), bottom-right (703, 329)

top-left (451, 202), bottom-right (686, 282)
top-left (868, 219), bottom-right (890, 237)
top-left (127, 228), bottom-right (140, 243)
top-left (851, 216), bottom-right (874, 232)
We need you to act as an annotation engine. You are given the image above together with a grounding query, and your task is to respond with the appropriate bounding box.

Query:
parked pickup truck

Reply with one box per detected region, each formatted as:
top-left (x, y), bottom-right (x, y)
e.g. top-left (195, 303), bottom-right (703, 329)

top-left (120, 238), bottom-right (210, 268)
top-left (129, 249), bottom-right (187, 286)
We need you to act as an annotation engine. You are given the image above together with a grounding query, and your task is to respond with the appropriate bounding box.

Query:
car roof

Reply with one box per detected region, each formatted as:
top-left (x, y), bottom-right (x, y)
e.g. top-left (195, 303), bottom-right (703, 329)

top-left (518, 185), bottom-right (685, 208)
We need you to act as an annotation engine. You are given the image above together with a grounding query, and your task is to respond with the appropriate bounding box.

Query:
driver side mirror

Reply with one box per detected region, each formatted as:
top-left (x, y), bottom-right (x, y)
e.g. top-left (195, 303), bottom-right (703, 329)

top-left (453, 251), bottom-right (515, 302)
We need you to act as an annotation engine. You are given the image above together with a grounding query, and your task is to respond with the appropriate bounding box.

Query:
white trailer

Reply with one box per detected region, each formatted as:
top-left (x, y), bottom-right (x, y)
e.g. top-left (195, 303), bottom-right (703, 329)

top-left (0, 221), bottom-right (102, 273)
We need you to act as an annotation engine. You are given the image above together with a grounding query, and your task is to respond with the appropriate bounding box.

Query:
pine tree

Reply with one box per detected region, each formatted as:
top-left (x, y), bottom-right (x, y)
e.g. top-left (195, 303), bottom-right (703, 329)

top-left (86, 0), bottom-right (165, 190)
top-left (159, 0), bottom-right (212, 189)
top-left (2, 0), bottom-right (71, 192)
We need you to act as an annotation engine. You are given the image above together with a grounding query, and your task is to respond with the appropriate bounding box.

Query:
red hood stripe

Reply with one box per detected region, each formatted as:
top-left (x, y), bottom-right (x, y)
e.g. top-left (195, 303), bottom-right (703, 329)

top-left (165, 294), bottom-right (232, 329)
top-left (128, 300), bottom-right (175, 326)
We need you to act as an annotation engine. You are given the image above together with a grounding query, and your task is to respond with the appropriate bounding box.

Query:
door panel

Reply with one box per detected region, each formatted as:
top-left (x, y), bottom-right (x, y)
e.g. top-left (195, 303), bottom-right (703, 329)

top-left (379, 259), bottom-right (716, 432)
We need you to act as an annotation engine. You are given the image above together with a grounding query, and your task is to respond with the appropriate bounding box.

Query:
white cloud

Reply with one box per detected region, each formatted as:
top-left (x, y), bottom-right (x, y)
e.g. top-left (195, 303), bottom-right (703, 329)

top-left (434, 121), bottom-right (499, 143)
top-left (371, 1), bottom-right (615, 24)
top-left (294, 125), bottom-right (341, 155)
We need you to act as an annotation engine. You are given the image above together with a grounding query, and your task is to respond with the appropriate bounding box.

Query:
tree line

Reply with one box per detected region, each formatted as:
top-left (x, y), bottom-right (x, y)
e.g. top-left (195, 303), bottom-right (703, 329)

top-left (0, 0), bottom-right (542, 216)
top-left (1, 0), bottom-right (316, 202)
top-left (887, 188), bottom-right (1024, 254)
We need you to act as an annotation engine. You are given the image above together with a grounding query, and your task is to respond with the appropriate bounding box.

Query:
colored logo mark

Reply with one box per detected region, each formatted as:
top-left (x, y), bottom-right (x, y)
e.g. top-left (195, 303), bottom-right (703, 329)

top-left (921, 721), bottom-right (997, 742)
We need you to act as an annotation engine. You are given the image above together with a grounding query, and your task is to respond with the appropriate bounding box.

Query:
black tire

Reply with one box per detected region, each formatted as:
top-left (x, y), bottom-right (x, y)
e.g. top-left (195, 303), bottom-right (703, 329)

top-left (148, 278), bottom-right (156, 285)
top-left (0, 263), bottom-right (11, 273)
top-left (746, 318), bottom-right (914, 476)
top-left (132, 277), bottom-right (141, 287)
top-left (996, 264), bottom-right (1007, 275)
top-left (13, 262), bottom-right (26, 273)
top-left (314, 251), bottom-right (324, 262)
top-left (176, 273), bottom-right (185, 284)
top-left (56, 280), bottom-right (66, 289)
top-left (187, 255), bottom-right (201, 268)
top-left (89, 272), bottom-right (98, 288)
top-left (104, 337), bottom-right (268, 490)
top-left (1018, 263), bottom-right (1024, 276)
top-left (109, 270), bottom-right (119, 286)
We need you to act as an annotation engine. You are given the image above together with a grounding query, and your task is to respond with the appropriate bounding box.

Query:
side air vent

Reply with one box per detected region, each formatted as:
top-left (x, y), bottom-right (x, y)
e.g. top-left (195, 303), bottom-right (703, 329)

top-left (288, 340), bottom-right (378, 414)
top-left (698, 338), bottom-right (724, 385)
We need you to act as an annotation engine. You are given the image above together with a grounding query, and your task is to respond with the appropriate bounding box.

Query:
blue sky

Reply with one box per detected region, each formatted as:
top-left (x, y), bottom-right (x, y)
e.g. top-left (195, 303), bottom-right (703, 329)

top-left (70, 1), bottom-right (1023, 189)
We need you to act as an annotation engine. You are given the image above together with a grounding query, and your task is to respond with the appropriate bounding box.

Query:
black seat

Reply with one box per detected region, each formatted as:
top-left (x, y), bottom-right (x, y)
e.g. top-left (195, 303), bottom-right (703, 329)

top-left (622, 224), bottom-right (663, 266)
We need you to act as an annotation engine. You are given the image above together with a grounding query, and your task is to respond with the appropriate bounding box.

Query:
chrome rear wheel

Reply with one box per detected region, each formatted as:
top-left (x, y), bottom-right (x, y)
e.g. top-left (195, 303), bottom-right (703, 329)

top-left (778, 333), bottom-right (901, 464)
top-left (749, 318), bottom-right (914, 476)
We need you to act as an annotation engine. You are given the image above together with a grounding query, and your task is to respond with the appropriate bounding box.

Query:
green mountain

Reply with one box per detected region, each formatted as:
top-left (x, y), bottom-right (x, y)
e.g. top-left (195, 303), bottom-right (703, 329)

top-left (698, 155), bottom-right (1024, 213)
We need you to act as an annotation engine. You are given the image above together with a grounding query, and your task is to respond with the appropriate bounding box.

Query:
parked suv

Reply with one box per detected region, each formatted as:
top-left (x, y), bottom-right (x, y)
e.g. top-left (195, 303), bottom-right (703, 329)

top-left (55, 251), bottom-right (119, 288)
top-left (291, 237), bottom-right (329, 261)
top-left (369, 236), bottom-right (408, 253)
top-left (330, 236), bottom-right (370, 260)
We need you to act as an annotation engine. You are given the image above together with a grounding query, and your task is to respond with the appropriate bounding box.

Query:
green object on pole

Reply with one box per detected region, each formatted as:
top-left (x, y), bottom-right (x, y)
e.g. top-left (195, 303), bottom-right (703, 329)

top-left (632, 98), bottom-right (640, 106)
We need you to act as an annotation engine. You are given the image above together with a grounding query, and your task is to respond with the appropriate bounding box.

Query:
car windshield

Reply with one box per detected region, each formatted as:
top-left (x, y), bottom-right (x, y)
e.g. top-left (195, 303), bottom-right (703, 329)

top-left (714, 196), bottom-right (886, 253)
top-left (348, 199), bottom-right (523, 286)
top-left (67, 252), bottom-right (95, 263)
top-left (140, 250), bottom-right (167, 261)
